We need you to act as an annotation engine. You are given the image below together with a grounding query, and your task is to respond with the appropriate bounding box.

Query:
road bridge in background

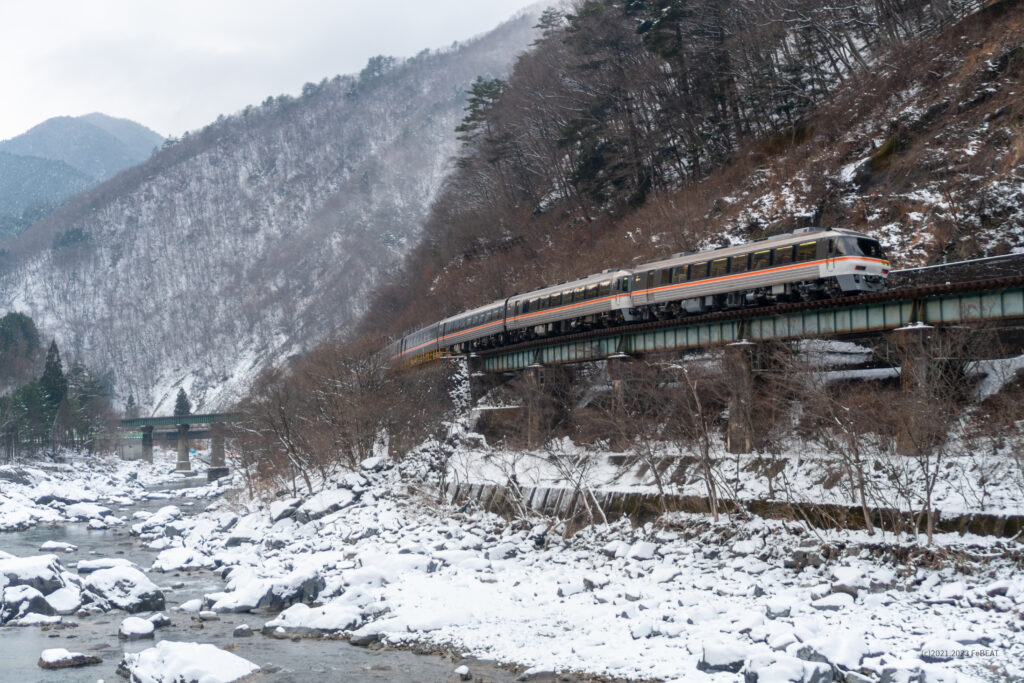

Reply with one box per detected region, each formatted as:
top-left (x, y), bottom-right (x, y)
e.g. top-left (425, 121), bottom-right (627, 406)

top-left (478, 277), bottom-right (1024, 372)
top-left (119, 413), bottom-right (240, 479)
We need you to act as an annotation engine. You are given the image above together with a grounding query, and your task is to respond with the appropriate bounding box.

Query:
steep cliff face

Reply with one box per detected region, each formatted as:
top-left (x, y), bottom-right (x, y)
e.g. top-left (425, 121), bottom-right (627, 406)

top-left (0, 14), bottom-right (536, 413)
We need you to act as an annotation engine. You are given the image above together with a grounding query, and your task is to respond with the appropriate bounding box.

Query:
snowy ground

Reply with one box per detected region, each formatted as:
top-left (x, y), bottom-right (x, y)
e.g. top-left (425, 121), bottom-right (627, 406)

top-left (128, 459), bottom-right (1022, 682)
top-left (2, 447), bottom-right (1022, 682)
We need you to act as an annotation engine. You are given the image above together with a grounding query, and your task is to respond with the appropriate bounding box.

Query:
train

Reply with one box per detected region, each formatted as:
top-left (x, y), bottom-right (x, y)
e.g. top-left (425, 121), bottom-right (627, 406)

top-left (385, 227), bottom-right (889, 364)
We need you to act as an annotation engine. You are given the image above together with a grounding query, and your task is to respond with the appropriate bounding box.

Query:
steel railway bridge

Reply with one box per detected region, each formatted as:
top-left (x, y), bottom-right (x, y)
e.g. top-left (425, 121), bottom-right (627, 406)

top-left (475, 274), bottom-right (1024, 372)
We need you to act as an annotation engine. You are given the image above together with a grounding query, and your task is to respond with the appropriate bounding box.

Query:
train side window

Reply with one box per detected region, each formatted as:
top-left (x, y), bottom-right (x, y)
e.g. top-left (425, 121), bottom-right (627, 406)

top-left (619, 277), bottom-right (630, 292)
top-left (731, 254), bottom-right (749, 273)
top-left (709, 258), bottom-right (728, 277)
top-left (671, 267), bottom-right (685, 284)
top-left (774, 246), bottom-right (794, 265)
top-left (751, 250), bottom-right (771, 270)
top-left (796, 241), bottom-right (817, 262)
top-left (632, 274), bottom-right (644, 291)
top-left (659, 269), bottom-right (672, 286)
top-left (574, 287), bottom-right (585, 302)
top-left (691, 262), bottom-right (707, 280)
top-left (529, 297), bottom-right (538, 312)
top-left (585, 284), bottom-right (598, 299)
top-left (598, 281), bottom-right (611, 297)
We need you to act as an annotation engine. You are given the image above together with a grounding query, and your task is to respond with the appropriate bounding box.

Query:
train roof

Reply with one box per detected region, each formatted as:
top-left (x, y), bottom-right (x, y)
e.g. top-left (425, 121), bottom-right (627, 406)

top-left (506, 268), bottom-right (632, 303)
top-left (634, 228), bottom-right (877, 272)
top-left (437, 297), bottom-right (506, 326)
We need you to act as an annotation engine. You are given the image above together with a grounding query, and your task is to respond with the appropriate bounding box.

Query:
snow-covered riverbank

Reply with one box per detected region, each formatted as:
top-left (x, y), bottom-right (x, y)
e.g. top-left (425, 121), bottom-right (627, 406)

top-left (131, 458), bottom-right (1021, 682)
top-left (3, 448), bottom-right (1023, 682)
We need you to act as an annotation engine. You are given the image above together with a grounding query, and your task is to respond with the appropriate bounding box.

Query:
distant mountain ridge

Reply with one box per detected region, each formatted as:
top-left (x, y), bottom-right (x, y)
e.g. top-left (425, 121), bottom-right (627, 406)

top-left (0, 113), bottom-right (164, 240)
top-left (0, 113), bottom-right (164, 181)
top-left (0, 12), bottom-right (538, 413)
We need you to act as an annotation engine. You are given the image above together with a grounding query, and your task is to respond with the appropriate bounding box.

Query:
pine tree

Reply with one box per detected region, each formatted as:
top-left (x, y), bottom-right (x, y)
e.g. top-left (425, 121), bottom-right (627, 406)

top-left (173, 388), bottom-right (191, 418)
top-left (125, 394), bottom-right (139, 419)
top-left (40, 341), bottom-right (67, 409)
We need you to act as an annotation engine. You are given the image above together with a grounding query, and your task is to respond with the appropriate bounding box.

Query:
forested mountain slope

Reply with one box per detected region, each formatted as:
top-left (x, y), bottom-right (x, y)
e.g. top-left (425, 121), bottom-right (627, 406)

top-left (364, 0), bottom-right (1024, 338)
top-left (0, 13), bottom-right (537, 413)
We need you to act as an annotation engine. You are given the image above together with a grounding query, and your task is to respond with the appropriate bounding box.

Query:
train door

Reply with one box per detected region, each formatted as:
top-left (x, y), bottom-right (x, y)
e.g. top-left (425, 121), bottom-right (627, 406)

top-left (825, 238), bottom-right (837, 273)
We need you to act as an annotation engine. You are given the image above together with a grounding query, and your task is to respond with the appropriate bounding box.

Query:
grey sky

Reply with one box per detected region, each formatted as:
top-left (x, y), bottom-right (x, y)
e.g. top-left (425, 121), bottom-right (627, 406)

top-left (0, 0), bottom-right (541, 141)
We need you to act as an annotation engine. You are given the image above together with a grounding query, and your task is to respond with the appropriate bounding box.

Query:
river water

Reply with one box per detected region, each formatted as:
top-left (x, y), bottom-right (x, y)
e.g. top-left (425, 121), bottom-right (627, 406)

top-left (0, 480), bottom-right (532, 683)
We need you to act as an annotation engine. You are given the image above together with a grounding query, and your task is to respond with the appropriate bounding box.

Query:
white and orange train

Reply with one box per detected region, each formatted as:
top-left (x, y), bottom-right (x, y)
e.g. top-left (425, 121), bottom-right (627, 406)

top-left (386, 228), bottom-right (889, 364)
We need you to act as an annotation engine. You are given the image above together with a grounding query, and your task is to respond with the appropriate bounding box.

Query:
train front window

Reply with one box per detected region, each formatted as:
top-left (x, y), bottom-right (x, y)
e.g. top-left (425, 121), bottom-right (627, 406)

top-left (837, 236), bottom-right (884, 258)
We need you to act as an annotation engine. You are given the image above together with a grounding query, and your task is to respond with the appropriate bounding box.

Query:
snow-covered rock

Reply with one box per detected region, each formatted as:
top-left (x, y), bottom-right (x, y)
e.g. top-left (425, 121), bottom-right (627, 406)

top-left (626, 541), bottom-right (658, 561)
top-left (84, 566), bottom-right (165, 613)
top-left (118, 641), bottom-right (259, 683)
top-left (44, 586), bottom-right (82, 615)
top-left (38, 540), bottom-right (77, 553)
top-left (64, 502), bottom-right (112, 520)
top-left (37, 648), bottom-right (102, 669)
top-left (0, 554), bottom-right (65, 594)
top-left (151, 547), bottom-right (215, 572)
top-left (810, 592), bottom-right (853, 611)
top-left (698, 638), bottom-right (750, 673)
top-left (119, 616), bottom-right (156, 640)
top-left (76, 557), bottom-right (136, 573)
top-left (294, 488), bottom-right (357, 523)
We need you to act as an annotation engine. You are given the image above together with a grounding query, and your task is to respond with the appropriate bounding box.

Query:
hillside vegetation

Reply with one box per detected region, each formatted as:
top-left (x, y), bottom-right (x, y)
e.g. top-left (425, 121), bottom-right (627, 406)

top-left (0, 14), bottom-right (537, 413)
top-left (364, 0), bottom-right (1024, 338)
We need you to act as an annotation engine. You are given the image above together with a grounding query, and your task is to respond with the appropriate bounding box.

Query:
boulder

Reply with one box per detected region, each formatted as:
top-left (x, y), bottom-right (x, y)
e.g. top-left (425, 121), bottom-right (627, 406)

top-left (119, 616), bottom-right (156, 640)
top-left (268, 498), bottom-right (300, 523)
top-left (118, 641), bottom-right (259, 683)
top-left (0, 554), bottom-right (65, 594)
top-left (294, 489), bottom-right (357, 523)
top-left (810, 593), bottom-right (853, 611)
top-left (698, 638), bottom-right (749, 674)
top-left (37, 648), bottom-right (102, 669)
top-left (84, 566), bottom-right (165, 613)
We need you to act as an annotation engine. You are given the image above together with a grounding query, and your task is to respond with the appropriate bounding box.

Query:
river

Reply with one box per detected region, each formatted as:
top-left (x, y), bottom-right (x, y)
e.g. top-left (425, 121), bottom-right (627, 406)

top-left (0, 479), bottom-right (530, 683)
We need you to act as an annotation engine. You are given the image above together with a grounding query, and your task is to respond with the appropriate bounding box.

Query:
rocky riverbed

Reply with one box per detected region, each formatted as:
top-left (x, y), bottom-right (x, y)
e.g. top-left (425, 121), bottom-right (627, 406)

top-left (0, 453), bottom-right (536, 682)
top-left (2, 450), bottom-right (1023, 682)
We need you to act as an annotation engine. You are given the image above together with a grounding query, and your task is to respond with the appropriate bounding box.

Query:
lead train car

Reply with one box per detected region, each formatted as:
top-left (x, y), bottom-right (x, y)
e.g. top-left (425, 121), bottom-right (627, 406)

top-left (628, 228), bottom-right (888, 319)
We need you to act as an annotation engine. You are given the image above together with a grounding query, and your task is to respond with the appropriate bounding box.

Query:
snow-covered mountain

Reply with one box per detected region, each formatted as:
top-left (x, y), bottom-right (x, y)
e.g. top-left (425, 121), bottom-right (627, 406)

top-left (0, 13), bottom-right (537, 413)
top-left (0, 113), bottom-right (164, 182)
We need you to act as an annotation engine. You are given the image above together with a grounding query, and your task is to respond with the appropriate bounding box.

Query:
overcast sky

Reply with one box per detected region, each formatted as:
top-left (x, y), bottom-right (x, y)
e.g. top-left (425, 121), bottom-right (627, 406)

top-left (0, 0), bottom-right (541, 141)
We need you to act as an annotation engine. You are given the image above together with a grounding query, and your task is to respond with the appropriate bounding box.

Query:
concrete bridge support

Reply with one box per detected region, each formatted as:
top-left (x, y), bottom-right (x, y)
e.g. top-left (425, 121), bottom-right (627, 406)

top-left (141, 426), bottom-right (154, 463)
top-left (208, 423), bottom-right (229, 481)
top-left (176, 424), bottom-right (193, 473)
top-left (725, 341), bottom-right (755, 455)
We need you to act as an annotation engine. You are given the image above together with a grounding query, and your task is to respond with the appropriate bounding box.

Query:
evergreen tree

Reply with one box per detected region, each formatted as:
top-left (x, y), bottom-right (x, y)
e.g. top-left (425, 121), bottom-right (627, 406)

top-left (173, 388), bottom-right (192, 418)
top-left (40, 341), bottom-right (67, 409)
top-left (124, 393), bottom-right (139, 419)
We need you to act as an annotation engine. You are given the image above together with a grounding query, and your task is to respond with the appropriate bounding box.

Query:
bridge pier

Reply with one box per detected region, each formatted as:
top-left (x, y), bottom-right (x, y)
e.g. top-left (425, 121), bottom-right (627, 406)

top-left (208, 423), bottom-right (229, 481)
top-left (176, 424), bottom-right (193, 473)
top-left (141, 426), bottom-right (154, 463)
top-left (724, 341), bottom-right (755, 454)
